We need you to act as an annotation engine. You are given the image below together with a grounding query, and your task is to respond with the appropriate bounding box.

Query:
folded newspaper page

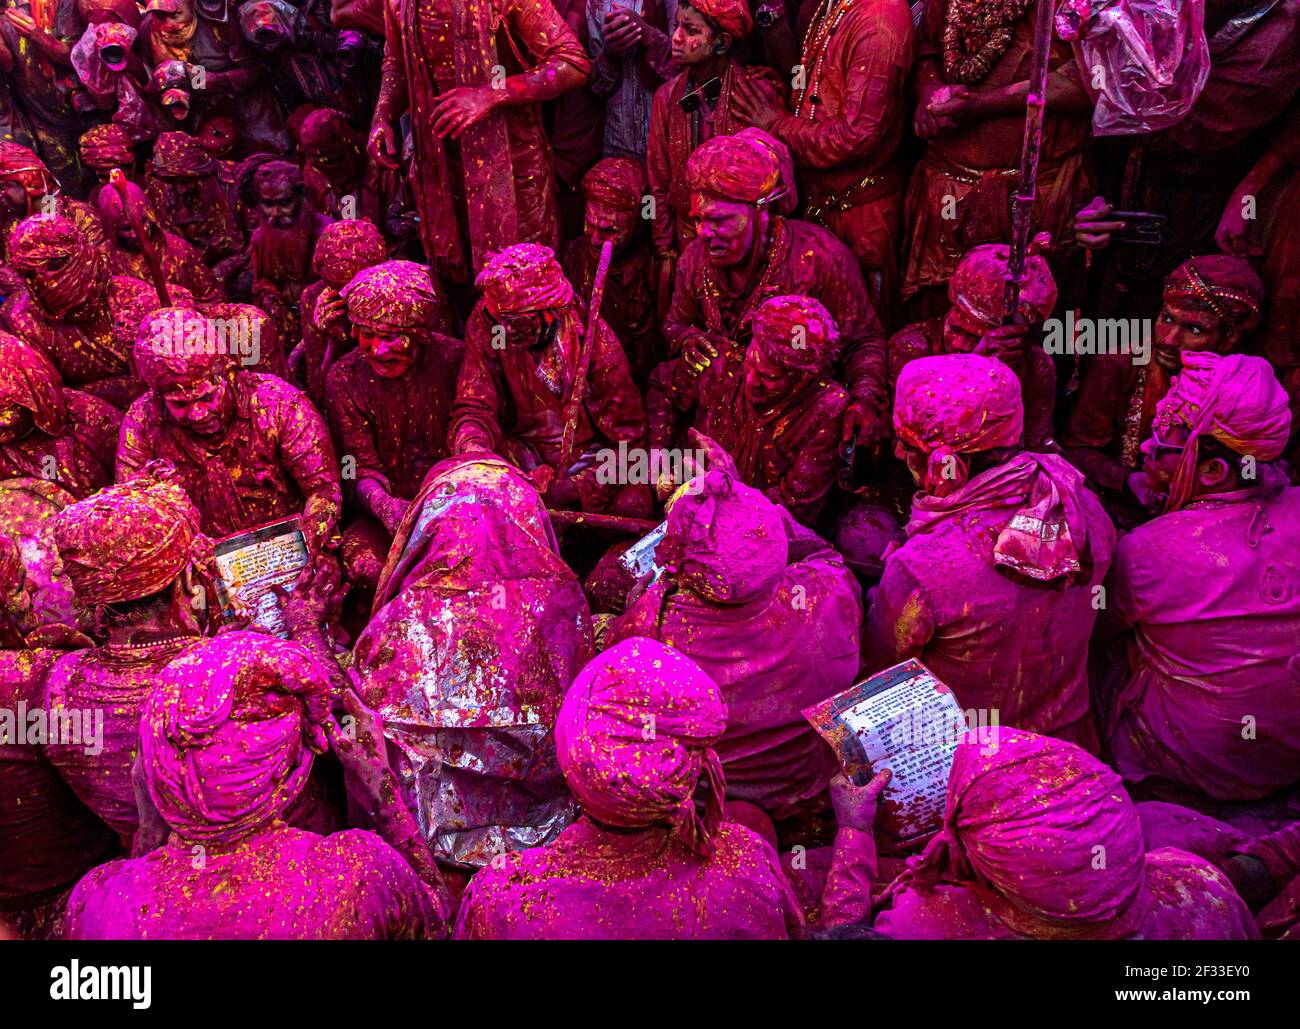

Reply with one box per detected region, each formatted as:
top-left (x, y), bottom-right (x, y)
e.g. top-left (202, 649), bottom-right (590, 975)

top-left (803, 659), bottom-right (987, 850)
top-left (213, 516), bottom-right (309, 638)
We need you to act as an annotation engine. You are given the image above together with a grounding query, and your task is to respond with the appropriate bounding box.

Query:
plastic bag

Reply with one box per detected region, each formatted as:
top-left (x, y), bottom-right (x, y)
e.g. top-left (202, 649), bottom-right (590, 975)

top-left (1071, 0), bottom-right (1211, 136)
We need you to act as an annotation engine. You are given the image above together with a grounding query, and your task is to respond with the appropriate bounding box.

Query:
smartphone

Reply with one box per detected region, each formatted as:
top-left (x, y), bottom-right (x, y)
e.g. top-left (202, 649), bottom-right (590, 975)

top-left (1109, 210), bottom-right (1167, 247)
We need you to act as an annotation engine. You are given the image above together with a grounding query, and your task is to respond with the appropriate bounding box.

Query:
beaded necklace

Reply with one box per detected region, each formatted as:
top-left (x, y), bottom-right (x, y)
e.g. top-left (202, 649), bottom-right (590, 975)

top-left (793, 0), bottom-right (857, 119)
top-left (942, 0), bottom-right (1035, 85)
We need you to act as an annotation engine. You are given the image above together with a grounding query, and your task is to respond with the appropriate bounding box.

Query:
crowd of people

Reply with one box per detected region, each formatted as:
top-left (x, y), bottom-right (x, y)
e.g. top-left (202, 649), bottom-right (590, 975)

top-left (0, 0), bottom-right (1298, 941)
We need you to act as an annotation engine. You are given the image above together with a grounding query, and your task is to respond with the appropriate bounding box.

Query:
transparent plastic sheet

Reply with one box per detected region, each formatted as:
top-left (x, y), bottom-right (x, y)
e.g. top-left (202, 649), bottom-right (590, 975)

top-left (1060, 0), bottom-right (1211, 136)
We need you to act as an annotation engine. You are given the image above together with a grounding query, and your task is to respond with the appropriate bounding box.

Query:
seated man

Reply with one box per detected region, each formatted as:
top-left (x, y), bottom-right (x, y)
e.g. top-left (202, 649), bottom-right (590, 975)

top-left (886, 237), bottom-right (1058, 451)
top-left (118, 307), bottom-right (341, 553)
top-left (327, 261), bottom-right (463, 585)
top-left (559, 157), bottom-right (658, 385)
top-left (44, 464), bottom-right (217, 848)
top-left (663, 132), bottom-right (889, 449)
top-left (64, 631), bottom-right (449, 940)
top-left (455, 637), bottom-right (805, 939)
top-left (145, 130), bottom-right (243, 267)
top-left (678, 294), bottom-right (849, 525)
top-left (2, 214), bottom-right (144, 409)
top-left (860, 730), bottom-right (1257, 939)
top-left (864, 354), bottom-right (1115, 748)
top-left (610, 459), bottom-right (861, 817)
top-left (1062, 255), bottom-right (1265, 522)
top-left (95, 179), bottom-right (223, 302)
top-left (351, 457), bottom-right (592, 873)
top-left (0, 331), bottom-right (120, 499)
top-left (450, 243), bottom-right (651, 517)
top-left (1097, 351), bottom-right (1299, 805)
top-left (296, 218), bottom-right (390, 408)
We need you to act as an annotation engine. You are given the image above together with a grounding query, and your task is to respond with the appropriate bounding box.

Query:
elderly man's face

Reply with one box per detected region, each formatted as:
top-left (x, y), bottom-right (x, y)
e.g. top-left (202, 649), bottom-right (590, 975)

top-left (162, 374), bottom-right (232, 436)
top-left (1153, 299), bottom-right (1230, 373)
top-left (696, 197), bottom-right (760, 268)
top-left (256, 178), bottom-right (301, 229)
top-left (584, 200), bottom-right (638, 255)
top-left (742, 343), bottom-right (804, 409)
top-left (0, 404), bottom-right (33, 444)
top-left (357, 328), bottom-right (417, 379)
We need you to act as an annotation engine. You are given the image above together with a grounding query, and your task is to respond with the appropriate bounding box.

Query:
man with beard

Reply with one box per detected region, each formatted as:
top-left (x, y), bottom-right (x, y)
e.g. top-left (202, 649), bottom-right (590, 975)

top-left (242, 159), bottom-right (332, 339)
top-left (327, 261), bottom-right (464, 587)
top-left (368, 0), bottom-right (590, 283)
top-left (117, 306), bottom-right (342, 554)
top-left (95, 179), bottom-right (223, 302)
top-left (559, 156), bottom-right (658, 384)
top-left (145, 131), bottom-right (244, 268)
top-left (2, 214), bottom-right (145, 409)
top-left (1061, 255), bottom-right (1266, 521)
top-left (663, 132), bottom-right (889, 452)
top-left (450, 242), bottom-right (651, 517)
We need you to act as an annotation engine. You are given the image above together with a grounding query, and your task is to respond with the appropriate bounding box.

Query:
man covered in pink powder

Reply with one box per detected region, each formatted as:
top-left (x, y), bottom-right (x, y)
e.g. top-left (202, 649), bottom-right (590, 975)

top-left (64, 631), bottom-right (450, 939)
top-left (609, 455), bottom-right (861, 819)
top-left (1096, 351), bottom-right (1300, 807)
top-left (864, 353), bottom-right (1115, 750)
top-left (117, 306), bottom-right (342, 555)
top-left (454, 637), bottom-right (805, 939)
top-left (844, 730), bottom-right (1258, 939)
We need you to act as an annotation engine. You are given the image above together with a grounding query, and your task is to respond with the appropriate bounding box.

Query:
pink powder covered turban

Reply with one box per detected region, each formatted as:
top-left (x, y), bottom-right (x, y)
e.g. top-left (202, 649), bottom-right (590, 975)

top-left (894, 353), bottom-right (1024, 497)
top-left (687, 0), bottom-right (753, 39)
top-left (1154, 350), bottom-right (1293, 512)
top-left (660, 468), bottom-right (788, 604)
top-left (341, 259), bottom-right (443, 335)
top-left (949, 236), bottom-right (1057, 326)
top-left (554, 637), bottom-right (728, 857)
top-left (311, 218), bottom-right (387, 288)
top-left (1163, 255), bottom-right (1264, 332)
top-left (142, 631), bottom-right (332, 844)
top-left (134, 305), bottom-right (231, 390)
top-left (686, 133), bottom-right (784, 208)
top-left (750, 294), bottom-right (839, 374)
top-left (475, 243), bottom-right (575, 317)
top-left (888, 729), bottom-right (1150, 938)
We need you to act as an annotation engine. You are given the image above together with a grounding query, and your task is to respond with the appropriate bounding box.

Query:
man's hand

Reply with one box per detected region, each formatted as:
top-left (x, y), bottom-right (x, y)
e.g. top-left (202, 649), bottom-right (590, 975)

top-left (312, 286), bottom-right (346, 331)
top-left (1073, 195), bottom-right (1126, 251)
top-left (604, 8), bottom-right (649, 54)
top-left (375, 492), bottom-right (410, 536)
top-left (327, 687), bottom-right (392, 802)
top-left (1216, 195), bottom-right (1260, 257)
top-left (974, 321), bottom-right (1029, 365)
top-left (3, 9), bottom-right (39, 36)
top-left (840, 400), bottom-right (882, 449)
top-left (367, 121), bottom-right (399, 170)
top-left (545, 471), bottom-right (582, 508)
top-left (829, 768), bottom-right (892, 833)
top-left (730, 73), bottom-right (787, 131)
top-left (681, 331), bottom-right (722, 376)
top-left (430, 86), bottom-right (500, 141)
top-left (914, 77), bottom-right (957, 138)
top-left (280, 555), bottom-right (344, 636)
top-left (1125, 471), bottom-right (1164, 510)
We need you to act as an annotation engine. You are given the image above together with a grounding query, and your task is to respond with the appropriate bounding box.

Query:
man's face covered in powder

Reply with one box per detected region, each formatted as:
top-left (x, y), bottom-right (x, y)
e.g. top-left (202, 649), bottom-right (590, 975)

top-left (357, 328), bottom-right (417, 378)
top-left (162, 373), bottom-right (234, 436)
top-left (256, 175), bottom-right (302, 229)
top-left (696, 196), bottom-right (761, 268)
top-left (585, 199), bottom-right (639, 255)
top-left (1153, 298), bottom-right (1232, 373)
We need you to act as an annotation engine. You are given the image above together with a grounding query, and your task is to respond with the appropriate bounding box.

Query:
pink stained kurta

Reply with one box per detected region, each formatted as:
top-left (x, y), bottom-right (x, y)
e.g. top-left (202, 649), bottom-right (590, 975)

top-left (1099, 484), bottom-right (1300, 802)
top-left (873, 848), bottom-right (1259, 940)
top-left (664, 216), bottom-right (889, 425)
top-left (610, 512), bottom-right (862, 815)
top-left (453, 817), bottom-right (804, 939)
top-left (864, 458), bottom-right (1116, 746)
top-left (64, 824), bottom-right (440, 940)
top-left (115, 371), bottom-right (342, 550)
top-left (0, 648), bottom-right (120, 914)
top-left (325, 335), bottom-right (465, 503)
top-left (41, 636), bottom-right (198, 848)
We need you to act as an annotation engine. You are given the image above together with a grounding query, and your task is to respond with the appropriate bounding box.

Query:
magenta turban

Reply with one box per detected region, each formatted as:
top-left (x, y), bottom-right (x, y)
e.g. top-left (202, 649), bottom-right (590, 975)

top-left (554, 638), bottom-right (728, 857)
top-left (134, 305), bottom-right (232, 390)
top-left (142, 631), bottom-right (332, 845)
